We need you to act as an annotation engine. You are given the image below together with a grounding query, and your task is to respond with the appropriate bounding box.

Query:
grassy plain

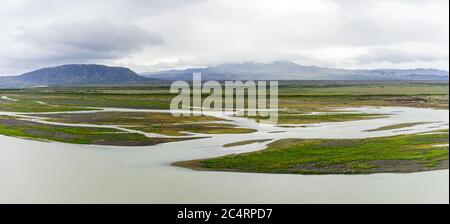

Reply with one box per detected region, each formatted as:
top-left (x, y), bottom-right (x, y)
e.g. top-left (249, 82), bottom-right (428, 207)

top-left (175, 130), bottom-right (449, 174)
top-left (1, 82), bottom-right (448, 113)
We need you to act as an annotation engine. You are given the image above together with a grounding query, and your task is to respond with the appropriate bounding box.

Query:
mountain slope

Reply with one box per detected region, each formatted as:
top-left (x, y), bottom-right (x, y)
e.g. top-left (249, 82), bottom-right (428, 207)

top-left (0, 64), bottom-right (155, 87)
top-left (1, 62), bottom-right (448, 88)
top-left (143, 61), bottom-right (449, 81)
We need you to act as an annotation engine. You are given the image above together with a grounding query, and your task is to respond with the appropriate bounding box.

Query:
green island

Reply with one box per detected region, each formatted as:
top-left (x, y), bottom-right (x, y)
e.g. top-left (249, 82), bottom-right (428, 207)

top-left (29, 112), bottom-right (255, 136)
top-left (365, 122), bottom-right (433, 132)
top-left (0, 116), bottom-right (187, 146)
top-left (223, 139), bottom-right (272, 148)
top-left (255, 112), bottom-right (387, 125)
top-left (174, 130), bottom-right (449, 174)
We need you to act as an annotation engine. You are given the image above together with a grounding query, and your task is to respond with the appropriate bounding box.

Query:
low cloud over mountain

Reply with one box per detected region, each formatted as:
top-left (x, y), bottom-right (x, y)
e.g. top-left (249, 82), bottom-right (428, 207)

top-left (143, 61), bottom-right (449, 81)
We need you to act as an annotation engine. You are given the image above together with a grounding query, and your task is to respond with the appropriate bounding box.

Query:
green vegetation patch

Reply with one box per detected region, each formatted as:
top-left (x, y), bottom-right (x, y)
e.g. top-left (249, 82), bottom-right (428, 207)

top-left (223, 139), bottom-right (272, 148)
top-left (134, 123), bottom-right (256, 136)
top-left (261, 112), bottom-right (386, 125)
top-left (2, 93), bottom-right (174, 110)
top-left (31, 112), bottom-right (255, 136)
top-left (278, 83), bottom-right (449, 96)
top-left (0, 95), bottom-right (93, 112)
top-left (0, 116), bottom-right (186, 146)
top-left (365, 122), bottom-right (433, 132)
top-left (174, 133), bottom-right (449, 174)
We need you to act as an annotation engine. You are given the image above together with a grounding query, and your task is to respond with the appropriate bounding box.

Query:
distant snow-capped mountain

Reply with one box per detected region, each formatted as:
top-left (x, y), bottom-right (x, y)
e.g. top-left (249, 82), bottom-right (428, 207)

top-left (142, 61), bottom-right (449, 81)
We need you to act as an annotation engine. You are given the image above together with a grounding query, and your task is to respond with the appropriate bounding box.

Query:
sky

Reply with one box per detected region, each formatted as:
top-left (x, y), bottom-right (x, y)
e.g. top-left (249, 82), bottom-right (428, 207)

top-left (0, 0), bottom-right (448, 76)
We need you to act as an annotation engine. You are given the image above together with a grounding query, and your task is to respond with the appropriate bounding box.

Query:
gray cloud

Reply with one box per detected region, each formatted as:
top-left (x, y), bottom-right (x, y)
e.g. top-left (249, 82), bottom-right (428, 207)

top-left (0, 0), bottom-right (205, 20)
top-left (322, 0), bottom-right (449, 46)
top-left (0, 20), bottom-right (164, 74)
top-left (354, 48), bottom-right (442, 64)
top-left (0, 0), bottom-right (448, 75)
top-left (17, 20), bottom-right (163, 62)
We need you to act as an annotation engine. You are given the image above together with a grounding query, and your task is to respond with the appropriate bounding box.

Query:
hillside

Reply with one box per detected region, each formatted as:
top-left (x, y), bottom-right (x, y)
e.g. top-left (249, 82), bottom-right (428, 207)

top-left (0, 64), bottom-right (155, 87)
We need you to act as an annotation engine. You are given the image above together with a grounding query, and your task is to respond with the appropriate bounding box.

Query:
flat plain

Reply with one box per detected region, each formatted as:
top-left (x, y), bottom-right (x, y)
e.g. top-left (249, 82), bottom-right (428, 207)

top-left (1, 81), bottom-right (448, 174)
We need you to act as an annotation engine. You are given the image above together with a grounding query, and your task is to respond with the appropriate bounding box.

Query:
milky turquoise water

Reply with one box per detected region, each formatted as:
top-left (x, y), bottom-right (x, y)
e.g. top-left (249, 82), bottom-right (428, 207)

top-left (0, 106), bottom-right (448, 203)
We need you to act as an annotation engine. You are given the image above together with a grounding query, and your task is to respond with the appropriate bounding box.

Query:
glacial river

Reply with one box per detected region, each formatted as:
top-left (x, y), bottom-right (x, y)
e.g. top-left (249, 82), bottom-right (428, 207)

top-left (0, 106), bottom-right (448, 203)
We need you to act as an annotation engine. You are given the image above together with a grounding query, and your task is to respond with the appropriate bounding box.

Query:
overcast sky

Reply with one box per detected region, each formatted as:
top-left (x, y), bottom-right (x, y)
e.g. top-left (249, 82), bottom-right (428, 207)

top-left (0, 0), bottom-right (448, 75)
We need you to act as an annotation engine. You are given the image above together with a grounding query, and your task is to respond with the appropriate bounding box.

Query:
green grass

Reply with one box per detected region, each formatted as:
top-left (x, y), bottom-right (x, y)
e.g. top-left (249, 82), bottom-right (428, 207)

top-left (0, 116), bottom-right (185, 146)
top-left (254, 112), bottom-right (386, 125)
top-left (174, 132), bottom-right (449, 174)
top-left (0, 96), bottom-right (94, 112)
top-left (365, 122), bottom-right (432, 132)
top-left (134, 123), bottom-right (256, 136)
top-left (3, 93), bottom-right (174, 110)
top-left (31, 112), bottom-right (255, 136)
top-left (278, 83), bottom-right (449, 96)
top-left (223, 139), bottom-right (272, 148)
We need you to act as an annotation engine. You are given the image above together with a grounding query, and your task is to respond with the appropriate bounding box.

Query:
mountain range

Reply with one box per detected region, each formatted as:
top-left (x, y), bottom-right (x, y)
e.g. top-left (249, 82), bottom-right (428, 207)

top-left (143, 61), bottom-right (449, 81)
top-left (0, 61), bottom-right (448, 88)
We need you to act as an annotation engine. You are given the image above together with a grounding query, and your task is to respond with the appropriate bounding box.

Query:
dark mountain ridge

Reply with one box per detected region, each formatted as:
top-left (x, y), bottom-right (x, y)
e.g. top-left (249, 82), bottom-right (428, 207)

top-left (0, 64), bottom-right (156, 87)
